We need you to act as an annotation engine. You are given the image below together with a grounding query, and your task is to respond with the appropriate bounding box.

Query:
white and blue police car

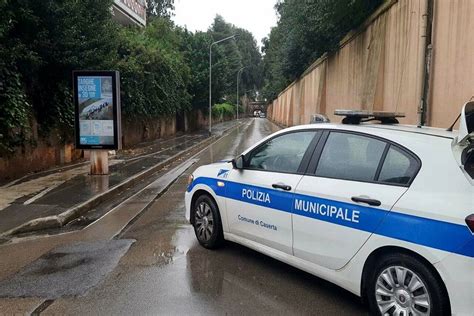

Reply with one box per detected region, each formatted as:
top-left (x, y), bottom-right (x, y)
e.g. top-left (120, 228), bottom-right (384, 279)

top-left (185, 103), bottom-right (474, 316)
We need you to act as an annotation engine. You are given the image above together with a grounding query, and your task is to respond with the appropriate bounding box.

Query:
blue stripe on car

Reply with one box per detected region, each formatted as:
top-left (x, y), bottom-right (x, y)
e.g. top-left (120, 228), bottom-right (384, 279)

top-left (188, 177), bottom-right (474, 258)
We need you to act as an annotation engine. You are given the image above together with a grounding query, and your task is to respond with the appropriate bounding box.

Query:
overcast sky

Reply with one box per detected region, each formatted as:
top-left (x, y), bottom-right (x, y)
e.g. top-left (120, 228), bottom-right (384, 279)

top-left (172, 0), bottom-right (278, 46)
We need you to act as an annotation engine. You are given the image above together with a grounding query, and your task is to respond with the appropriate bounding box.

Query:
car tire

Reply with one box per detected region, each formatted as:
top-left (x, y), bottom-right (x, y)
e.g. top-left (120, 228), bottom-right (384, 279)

top-left (192, 194), bottom-right (224, 249)
top-left (366, 252), bottom-right (450, 316)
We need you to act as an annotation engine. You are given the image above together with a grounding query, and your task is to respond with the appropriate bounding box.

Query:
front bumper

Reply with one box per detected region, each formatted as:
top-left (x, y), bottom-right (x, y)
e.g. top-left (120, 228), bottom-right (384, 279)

top-left (185, 190), bottom-right (192, 223)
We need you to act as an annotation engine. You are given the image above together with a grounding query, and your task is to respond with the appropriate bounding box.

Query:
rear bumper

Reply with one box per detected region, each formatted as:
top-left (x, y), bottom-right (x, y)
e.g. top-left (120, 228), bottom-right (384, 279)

top-left (434, 250), bottom-right (474, 315)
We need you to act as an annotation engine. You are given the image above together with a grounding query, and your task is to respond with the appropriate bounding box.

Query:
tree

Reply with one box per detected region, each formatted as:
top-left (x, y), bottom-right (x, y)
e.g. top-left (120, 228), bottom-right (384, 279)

top-left (208, 15), bottom-right (242, 104)
top-left (177, 16), bottom-right (263, 111)
top-left (262, 0), bottom-right (382, 101)
top-left (0, 0), bottom-right (261, 155)
top-left (117, 19), bottom-right (191, 119)
top-left (147, 0), bottom-right (175, 19)
top-left (0, 1), bottom-right (32, 154)
top-left (179, 30), bottom-right (212, 109)
top-left (0, 0), bottom-right (120, 143)
top-left (208, 15), bottom-right (262, 105)
top-left (234, 28), bottom-right (263, 100)
top-left (261, 26), bottom-right (290, 101)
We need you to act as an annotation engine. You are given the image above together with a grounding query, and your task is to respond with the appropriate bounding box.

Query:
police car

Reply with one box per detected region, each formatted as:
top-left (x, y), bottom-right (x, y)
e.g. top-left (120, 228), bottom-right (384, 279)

top-left (185, 103), bottom-right (474, 316)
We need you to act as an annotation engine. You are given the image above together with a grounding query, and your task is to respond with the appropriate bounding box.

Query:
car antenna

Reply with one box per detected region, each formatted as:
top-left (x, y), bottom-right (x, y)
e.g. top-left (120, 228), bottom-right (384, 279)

top-left (447, 96), bottom-right (474, 131)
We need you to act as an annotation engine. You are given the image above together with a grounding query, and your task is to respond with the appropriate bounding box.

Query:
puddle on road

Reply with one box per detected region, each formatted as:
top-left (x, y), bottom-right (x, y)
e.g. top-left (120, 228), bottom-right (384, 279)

top-left (0, 239), bottom-right (134, 299)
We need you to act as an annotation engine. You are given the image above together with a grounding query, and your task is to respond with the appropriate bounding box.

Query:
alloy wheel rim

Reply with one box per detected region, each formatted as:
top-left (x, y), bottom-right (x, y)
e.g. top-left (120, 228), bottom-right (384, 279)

top-left (375, 265), bottom-right (431, 316)
top-left (194, 202), bottom-right (214, 241)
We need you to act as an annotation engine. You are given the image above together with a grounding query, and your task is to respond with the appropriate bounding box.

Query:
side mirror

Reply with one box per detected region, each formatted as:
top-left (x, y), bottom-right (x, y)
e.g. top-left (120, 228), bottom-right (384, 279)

top-left (232, 155), bottom-right (244, 170)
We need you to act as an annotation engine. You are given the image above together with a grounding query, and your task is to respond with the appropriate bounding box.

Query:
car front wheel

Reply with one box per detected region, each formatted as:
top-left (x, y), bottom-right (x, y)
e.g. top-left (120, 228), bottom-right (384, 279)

top-left (192, 194), bottom-right (224, 249)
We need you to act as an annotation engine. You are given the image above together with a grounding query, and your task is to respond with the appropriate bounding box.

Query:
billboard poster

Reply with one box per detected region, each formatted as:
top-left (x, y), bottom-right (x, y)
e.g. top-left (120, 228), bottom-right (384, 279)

top-left (73, 71), bottom-right (121, 150)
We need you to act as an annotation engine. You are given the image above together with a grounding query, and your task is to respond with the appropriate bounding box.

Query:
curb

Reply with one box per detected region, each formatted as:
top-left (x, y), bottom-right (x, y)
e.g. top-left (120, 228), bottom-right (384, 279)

top-left (0, 121), bottom-right (246, 238)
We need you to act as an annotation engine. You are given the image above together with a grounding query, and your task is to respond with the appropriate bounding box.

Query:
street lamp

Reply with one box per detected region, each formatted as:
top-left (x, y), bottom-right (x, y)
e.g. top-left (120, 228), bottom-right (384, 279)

top-left (209, 34), bottom-right (237, 135)
top-left (236, 67), bottom-right (245, 120)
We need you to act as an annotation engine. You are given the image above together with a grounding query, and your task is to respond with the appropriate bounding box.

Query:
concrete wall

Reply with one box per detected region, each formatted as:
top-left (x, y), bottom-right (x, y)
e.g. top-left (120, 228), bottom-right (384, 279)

top-left (429, 0), bottom-right (474, 127)
top-left (121, 118), bottom-right (163, 148)
top-left (269, 0), bottom-right (473, 128)
top-left (187, 108), bottom-right (237, 132)
top-left (0, 135), bottom-right (82, 184)
top-left (0, 116), bottom-right (178, 183)
top-left (0, 108), bottom-right (235, 182)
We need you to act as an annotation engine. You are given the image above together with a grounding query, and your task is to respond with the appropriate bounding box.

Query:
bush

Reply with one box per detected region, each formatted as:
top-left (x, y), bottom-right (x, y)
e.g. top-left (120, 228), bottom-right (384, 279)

top-left (0, 1), bottom-right (192, 153)
top-left (0, 1), bottom-right (258, 154)
top-left (117, 21), bottom-right (191, 120)
top-left (212, 103), bottom-right (235, 120)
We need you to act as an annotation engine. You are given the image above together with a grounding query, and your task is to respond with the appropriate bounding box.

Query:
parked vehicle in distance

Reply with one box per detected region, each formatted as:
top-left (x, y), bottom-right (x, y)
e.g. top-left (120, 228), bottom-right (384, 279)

top-left (185, 103), bottom-right (474, 316)
top-left (259, 112), bottom-right (266, 118)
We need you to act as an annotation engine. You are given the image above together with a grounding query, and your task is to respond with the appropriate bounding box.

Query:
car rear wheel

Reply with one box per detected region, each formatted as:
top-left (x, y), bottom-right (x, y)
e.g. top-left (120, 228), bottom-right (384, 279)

top-left (366, 253), bottom-right (450, 316)
top-left (192, 194), bottom-right (224, 249)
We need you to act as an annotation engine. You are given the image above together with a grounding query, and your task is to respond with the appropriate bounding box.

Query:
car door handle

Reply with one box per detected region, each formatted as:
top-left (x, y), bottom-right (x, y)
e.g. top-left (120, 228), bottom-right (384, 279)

top-left (272, 183), bottom-right (292, 191)
top-left (351, 196), bottom-right (381, 207)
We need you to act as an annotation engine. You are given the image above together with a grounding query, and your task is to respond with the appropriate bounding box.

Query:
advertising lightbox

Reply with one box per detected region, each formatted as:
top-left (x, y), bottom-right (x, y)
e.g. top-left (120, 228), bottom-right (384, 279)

top-left (73, 71), bottom-right (121, 150)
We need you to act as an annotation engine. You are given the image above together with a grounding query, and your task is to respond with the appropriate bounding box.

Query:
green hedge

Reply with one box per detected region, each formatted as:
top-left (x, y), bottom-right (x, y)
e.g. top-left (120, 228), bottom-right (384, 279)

top-left (0, 0), bottom-right (191, 155)
top-left (212, 103), bottom-right (235, 119)
top-left (0, 1), bottom-right (260, 155)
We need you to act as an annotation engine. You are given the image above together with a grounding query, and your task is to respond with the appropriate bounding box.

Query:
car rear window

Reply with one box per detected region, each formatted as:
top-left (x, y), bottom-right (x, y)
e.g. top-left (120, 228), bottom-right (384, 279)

top-left (378, 146), bottom-right (419, 185)
top-left (315, 132), bottom-right (386, 182)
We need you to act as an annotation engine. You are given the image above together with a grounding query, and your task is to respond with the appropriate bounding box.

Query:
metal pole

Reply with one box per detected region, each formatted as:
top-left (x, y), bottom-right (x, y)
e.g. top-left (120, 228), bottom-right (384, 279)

top-left (236, 69), bottom-right (239, 121)
top-left (208, 34), bottom-right (237, 135)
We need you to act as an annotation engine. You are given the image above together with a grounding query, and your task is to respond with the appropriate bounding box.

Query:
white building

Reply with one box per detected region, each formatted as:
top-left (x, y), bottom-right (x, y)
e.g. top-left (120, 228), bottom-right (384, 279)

top-left (112, 0), bottom-right (146, 27)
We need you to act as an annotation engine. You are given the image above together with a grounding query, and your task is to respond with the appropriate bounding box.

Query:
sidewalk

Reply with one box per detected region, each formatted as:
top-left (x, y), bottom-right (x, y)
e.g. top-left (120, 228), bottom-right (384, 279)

top-left (0, 120), bottom-right (244, 238)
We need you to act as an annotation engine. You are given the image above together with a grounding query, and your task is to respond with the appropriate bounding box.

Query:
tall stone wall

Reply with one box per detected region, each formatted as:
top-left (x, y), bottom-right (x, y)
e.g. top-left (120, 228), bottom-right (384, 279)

top-left (269, 0), bottom-right (473, 128)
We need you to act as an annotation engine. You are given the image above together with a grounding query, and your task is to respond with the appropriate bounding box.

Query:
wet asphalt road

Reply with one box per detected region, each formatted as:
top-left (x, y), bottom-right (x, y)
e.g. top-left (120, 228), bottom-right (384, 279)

top-left (0, 118), bottom-right (368, 315)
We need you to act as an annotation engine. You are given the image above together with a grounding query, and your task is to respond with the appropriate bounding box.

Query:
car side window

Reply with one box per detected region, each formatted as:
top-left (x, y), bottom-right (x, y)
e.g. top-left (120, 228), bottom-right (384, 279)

top-left (246, 131), bottom-right (317, 173)
top-left (315, 132), bottom-right (386, 182)
top-left (378, 145), bottom-right (419, 185)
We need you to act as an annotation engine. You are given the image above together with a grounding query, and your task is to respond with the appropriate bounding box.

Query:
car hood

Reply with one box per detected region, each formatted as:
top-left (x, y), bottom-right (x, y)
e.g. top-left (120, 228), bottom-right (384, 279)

top-left (193, 161), bottom-right (233, 180)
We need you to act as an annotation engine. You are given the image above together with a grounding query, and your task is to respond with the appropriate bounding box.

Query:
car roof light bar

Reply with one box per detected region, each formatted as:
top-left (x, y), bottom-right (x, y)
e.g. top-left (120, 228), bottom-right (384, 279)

top-left (334, 109), bottom-right (405, 125)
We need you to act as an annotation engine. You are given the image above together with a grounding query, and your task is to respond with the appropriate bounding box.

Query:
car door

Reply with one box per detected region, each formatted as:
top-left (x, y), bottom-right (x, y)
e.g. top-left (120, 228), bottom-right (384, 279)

top-left (292, 130), bottom-right (420, 270)
top-left (226, 130), bottom-right (320, 255)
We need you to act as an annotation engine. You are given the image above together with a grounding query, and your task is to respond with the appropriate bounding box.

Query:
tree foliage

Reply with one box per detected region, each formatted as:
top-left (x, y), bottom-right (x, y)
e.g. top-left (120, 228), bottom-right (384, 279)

top-left (147, 0), bottom-right (174, 19)
top-left (262, 0), bottom-right (381, 101)
top-left (0, 1), bottom-right (30, 153)
top-left (179, 15), bottom-right (262, 109)
top-left (117, 19), bottom-right (191, 119)
top-left (179, 30), bottom-right (212, 109)
top-left (209, 16), bottom-right (262, 105)
top-left (0, 1), bottom-right (262, 154)
top-left (1, 0), bottom-right (118, 152)
top-left (212, 102), bottom-right (236, 120)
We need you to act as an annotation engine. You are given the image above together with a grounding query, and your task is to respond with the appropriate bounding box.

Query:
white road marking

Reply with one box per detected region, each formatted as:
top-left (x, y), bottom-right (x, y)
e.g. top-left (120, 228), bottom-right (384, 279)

top-left (23, 181), bottom-right (65, 205)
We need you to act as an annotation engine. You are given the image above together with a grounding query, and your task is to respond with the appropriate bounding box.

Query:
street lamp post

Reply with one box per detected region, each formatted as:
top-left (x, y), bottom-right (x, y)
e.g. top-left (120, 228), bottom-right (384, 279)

top-left (236, 67), bottom-right (245, 121)
top-left (209, 34), bottom-right (237, 135)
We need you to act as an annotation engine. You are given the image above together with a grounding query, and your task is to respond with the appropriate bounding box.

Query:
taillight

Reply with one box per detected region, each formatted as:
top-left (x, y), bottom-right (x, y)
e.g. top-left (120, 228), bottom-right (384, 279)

top-left (466, 214), bottom-right (474, 233)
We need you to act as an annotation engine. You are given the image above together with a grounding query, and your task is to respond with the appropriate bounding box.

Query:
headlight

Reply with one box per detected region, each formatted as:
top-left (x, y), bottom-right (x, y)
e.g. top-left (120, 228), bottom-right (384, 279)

top-left (187, 174), bottom-right (194, 186)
